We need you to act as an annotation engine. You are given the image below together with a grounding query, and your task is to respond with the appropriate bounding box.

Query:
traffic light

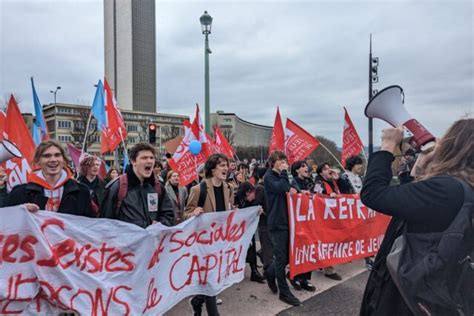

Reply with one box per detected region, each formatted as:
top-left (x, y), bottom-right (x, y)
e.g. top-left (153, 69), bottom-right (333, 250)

top-left (148, 123), bottom-right (156, 144)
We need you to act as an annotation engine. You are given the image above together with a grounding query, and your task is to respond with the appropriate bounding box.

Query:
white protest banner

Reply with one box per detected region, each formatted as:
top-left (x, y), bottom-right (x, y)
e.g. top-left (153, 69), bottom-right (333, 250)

top-left (0, 205), bottom-right (259, 315)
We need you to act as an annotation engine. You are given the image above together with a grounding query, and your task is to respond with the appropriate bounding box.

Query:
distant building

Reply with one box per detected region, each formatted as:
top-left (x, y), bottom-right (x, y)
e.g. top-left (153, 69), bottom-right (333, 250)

top-left (43, 103), bottom-right (188, 164)
top-left (211, 111), bottom-right (272, 148)
top-left (104, 0), bottom-right (156, 112)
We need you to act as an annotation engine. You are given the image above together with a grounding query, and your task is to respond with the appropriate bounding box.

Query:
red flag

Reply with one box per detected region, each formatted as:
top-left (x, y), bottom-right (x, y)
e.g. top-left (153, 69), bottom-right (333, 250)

top-left (284, 119), bottom-right (320, 164)
top-left (168, 106), bottom-right (212, 186)
top-left (1, 96), bottom-right (35, 190)
top-left (0, 110), bottom-right (6, 140)
top-left (341, 107), bottom-right (364, 167)
top-left (213, 126), bottom-right (235, 159)
top-left (269, 107), bottom-right (285, 154)
top-left (98, 158), bottom-right (108, 180)
top-left (100, 79), bottom-right (127, 154)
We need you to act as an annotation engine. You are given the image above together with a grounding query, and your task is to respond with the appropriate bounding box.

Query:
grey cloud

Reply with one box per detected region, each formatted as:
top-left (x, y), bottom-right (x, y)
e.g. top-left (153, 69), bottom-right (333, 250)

top-left (1, 0), bottom-right (472, 146)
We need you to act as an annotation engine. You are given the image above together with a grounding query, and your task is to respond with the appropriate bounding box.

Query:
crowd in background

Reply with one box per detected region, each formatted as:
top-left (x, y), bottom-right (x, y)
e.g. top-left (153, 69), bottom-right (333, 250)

top-left (0, 139), bottom-right (413, 316)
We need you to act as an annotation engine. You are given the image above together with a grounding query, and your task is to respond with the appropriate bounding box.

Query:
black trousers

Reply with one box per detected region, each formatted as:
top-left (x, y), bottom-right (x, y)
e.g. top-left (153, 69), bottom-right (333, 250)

top-left (193, 295), bottom-right (219, 316)
top-left (294, 271), bottom-right (312, 281)
top-left (246, 235), bottom-right (257, 265)
top-left (257, 224), bottom-right (274, 272)
top-left (267, 229), bottom-right (291, 295)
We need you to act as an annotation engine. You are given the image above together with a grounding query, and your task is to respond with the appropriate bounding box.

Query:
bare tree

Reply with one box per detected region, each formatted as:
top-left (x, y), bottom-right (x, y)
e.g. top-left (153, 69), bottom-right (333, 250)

top-left (70, 109), bottom-right (99, 151)
top-left (2, 93), bottom-right (23, 111)
top-left (138, 121), bottom-right (149, 142)
top-left (308, 135), bottom-right (342, 167)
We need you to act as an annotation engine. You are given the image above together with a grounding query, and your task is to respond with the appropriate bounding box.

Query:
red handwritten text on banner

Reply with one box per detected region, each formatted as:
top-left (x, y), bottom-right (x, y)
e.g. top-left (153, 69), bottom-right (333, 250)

top-left (0, 206), bottom-right (259, 315)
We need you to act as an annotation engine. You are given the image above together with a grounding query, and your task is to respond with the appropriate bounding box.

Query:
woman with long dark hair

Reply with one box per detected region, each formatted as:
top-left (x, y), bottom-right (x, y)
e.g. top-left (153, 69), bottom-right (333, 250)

top-left (360, 118), bottom-right (473, 315)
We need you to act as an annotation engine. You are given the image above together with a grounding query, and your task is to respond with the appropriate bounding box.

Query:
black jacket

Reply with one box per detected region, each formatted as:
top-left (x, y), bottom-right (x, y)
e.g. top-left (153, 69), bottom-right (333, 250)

top-left (77, 175), bottom-right (105, 208)
top-left (264, 169), bottom-right (291, 231)
top-left (0, 186), bottom-right (8, 208)
top-left (255, 183), bottom-right (268, 228)
top-left (100, 167), bottom-right (174, 228)
top-left (6, 179), bottom-right (94, 217)
top-left (359, 151), bottom-right (465, 316)
top-left (290, 176), bottom-right (312, 192)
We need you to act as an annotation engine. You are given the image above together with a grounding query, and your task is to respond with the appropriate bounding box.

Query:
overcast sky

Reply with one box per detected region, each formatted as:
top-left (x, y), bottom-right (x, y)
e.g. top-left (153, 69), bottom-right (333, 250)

top-left (1, 0), bottom-right (472, 146)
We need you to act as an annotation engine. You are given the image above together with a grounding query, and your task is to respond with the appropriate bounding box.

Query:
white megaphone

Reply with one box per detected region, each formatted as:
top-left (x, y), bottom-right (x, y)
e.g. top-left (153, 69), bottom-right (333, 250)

top-left (365, 85), bottom-right (436, 152)
top-left (0, 139), bottom-right (22, 163)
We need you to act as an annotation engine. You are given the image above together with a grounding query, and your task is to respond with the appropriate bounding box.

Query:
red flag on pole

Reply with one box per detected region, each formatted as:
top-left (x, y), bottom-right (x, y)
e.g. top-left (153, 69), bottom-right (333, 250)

top-left (269, 107), bottom-right (285, 154)
top-left (213, 126), bottom-right (235, 159)
top-left (1, 96), bottom-right (35, 190)
top-left (100, 79), bottom-right (127, 154)
top-left (341, 107), bottom-right (364, 167)
top-left (0, 110), bottom-right (6, 140)
top-left (168, 105), bottom-right (212, 186)
top-left (284, 118), bottom-right (320, 164)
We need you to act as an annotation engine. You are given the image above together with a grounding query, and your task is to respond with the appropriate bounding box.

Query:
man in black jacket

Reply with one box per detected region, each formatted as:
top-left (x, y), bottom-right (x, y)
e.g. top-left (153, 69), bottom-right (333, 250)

top-left (264, 151), bottom-right (301, 306)
top-left (100, 142), bottom-right (174, 228)
top-left (7, 140), bottom-right (94, 217)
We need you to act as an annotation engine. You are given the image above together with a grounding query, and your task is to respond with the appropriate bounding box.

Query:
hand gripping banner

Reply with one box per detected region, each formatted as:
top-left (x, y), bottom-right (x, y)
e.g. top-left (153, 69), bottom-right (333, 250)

top-left (0, 206), bottom-right (259, 315)
top-left (287, 193), bottom-right (390, 278)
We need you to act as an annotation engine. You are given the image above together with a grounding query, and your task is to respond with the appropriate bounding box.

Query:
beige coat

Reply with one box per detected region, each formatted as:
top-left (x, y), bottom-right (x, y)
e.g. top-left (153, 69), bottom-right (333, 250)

top-left (184, 178), bottom-right (234, 219)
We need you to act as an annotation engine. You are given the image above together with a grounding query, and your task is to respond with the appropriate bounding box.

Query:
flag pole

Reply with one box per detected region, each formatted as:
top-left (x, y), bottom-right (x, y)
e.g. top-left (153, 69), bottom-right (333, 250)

top-left (81, 111), bottom-right (93, 154)
top-left (118, 128), bottom-right (128, 162)
top-left (319, 142), bottom-right (345, 171)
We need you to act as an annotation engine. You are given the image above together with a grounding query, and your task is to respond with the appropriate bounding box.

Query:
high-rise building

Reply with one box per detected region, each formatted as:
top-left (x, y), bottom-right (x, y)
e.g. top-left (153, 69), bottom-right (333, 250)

top-left (104, 0), bottom-right (156, 112)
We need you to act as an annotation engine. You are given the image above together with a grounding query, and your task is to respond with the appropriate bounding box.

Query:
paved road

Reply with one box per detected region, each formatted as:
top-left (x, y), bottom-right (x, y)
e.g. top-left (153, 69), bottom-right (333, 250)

top-left (165, 260), bottom-right (368, 315)
top-left (278, 271), bottom-right (369, 316)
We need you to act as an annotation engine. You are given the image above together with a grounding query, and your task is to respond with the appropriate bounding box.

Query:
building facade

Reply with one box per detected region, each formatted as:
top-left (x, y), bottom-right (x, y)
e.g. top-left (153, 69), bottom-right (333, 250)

top-left (211, 111), bottom-right (272, 148)
top-left (43, 103), bottom-right (188, 164)
top-left (104, 0), bottom-right (156, 112)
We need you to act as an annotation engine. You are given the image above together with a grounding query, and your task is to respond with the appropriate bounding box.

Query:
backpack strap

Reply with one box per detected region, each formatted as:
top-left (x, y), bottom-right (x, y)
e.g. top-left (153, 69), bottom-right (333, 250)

top-left (198, 180), bottom-right (207, 208)
top-left (116, 175), bottom-right (128, 211)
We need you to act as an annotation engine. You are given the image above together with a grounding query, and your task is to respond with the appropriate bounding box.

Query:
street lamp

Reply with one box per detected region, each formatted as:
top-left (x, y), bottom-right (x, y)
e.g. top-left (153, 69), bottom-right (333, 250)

top-left (49, 86), bottom-right (61, 105)
top-left (200, 10), bottom-right (213, 134)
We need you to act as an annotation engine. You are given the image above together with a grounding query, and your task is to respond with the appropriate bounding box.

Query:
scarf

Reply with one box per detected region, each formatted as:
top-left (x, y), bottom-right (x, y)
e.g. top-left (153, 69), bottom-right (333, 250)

top-left (28, 169), bottom-right (72, 212)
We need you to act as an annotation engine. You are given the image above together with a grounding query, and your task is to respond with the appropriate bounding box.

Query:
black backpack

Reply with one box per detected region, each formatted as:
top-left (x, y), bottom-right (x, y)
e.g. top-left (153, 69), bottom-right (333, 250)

top-left (387, 178), bottom-right (474, 315)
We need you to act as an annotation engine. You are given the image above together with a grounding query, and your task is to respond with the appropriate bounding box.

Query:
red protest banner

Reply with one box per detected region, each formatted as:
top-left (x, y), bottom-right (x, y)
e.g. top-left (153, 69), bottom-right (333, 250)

top-left (342, 107), bottom-right (364, 166)
top-left (284, 119), bottom-right (320, 164)
top-left (287, 193), bottom-right (390, 278)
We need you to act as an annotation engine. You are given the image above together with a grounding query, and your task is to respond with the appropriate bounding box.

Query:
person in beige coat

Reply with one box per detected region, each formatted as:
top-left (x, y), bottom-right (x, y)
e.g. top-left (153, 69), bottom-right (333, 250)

top-left (184, 154), bottom-right (234, 219)
top-left (184, 153), bottom-right (235, 316)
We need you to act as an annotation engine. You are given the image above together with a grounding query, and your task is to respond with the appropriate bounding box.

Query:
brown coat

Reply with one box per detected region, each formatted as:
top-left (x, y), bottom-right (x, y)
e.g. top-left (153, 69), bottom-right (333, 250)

top-left (184, 178), bottom-right (234, 219)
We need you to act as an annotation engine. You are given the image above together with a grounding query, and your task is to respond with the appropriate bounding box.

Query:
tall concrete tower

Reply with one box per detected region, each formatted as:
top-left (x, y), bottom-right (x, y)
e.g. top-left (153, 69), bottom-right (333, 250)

top-left (104, 0), bottom-right (156, 112)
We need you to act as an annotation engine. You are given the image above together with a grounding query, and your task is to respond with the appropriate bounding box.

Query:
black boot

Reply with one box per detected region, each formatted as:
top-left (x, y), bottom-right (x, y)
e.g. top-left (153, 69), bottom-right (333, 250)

top-left (250, 263), bottom-right (266, 283)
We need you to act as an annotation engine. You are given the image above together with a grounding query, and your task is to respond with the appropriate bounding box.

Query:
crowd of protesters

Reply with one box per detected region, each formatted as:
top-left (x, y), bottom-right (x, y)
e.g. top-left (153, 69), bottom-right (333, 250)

top-left (0, 133), bottom-right (428, 316)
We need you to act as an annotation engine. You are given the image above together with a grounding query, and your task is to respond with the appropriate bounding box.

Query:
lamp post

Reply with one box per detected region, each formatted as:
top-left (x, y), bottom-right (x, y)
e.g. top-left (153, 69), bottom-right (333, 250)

top-left (49, 86), bottom-right (61, 105)
top-left (200, 10), bottom-right (213, 134)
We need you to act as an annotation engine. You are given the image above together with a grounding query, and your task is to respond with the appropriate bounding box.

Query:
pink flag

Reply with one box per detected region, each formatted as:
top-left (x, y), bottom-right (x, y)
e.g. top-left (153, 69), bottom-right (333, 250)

top-left (213, 126), bottom-right (235, 159)
top-left (284, 119), bottom-right (320, 164)
top-left (269, 107), bottom-right (285, 154)
top-left (341, 107), bottom-right (364, 167)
